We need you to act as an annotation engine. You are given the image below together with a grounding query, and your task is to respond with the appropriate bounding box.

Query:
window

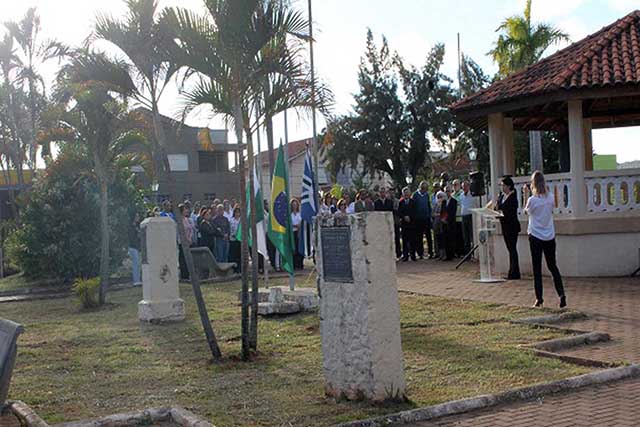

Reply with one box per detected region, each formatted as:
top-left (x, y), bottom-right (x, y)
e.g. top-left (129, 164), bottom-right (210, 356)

top-left (198, 151), bottom-right (228, 173)
top-left (167, 154), bottom-right (189, 172)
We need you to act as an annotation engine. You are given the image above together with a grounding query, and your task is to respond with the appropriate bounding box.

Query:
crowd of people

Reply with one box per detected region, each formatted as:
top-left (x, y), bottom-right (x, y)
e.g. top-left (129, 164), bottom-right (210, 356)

top-left (127, 170), bottom-right (567, 309)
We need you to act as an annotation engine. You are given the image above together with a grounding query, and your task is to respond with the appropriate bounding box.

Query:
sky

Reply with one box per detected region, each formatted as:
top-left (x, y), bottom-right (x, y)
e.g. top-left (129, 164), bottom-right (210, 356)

top-left (2, 0), bottom-right (640, 164)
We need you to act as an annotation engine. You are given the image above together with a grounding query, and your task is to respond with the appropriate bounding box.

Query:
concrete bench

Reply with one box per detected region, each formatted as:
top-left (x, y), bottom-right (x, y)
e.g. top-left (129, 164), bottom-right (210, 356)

top-left (190, 247), bottom-right (237, 281)
top-left (0, 319), bottom-right (24, 410)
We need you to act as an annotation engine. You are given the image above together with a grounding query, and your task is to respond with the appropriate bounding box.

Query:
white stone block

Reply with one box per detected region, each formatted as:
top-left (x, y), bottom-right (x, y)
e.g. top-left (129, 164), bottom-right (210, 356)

top-left (317, 212), bottom-right (406, 402)
top-left (138, 217), bottom-right (185, 322)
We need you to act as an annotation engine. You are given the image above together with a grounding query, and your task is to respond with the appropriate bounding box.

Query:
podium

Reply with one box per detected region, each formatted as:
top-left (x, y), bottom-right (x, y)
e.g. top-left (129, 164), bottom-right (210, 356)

top-left (471, 208), bottom-right (505, 283)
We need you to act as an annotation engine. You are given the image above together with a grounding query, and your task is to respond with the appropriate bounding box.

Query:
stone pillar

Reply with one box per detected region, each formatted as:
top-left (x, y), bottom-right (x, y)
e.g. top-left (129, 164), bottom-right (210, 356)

top-left (568, 100), bottom-right (587, 217)
top-left (529, 131), bottom-right (543, 172)
top-left (583, 118), bottom-right (594, 171)
top-left (503, 117), bottom-right (515, 176)
top-left (138, 217), bottom-right (185, 322)
top-left (317, 212), bottom-right (406, 402)
top-left (488, 113), bottom-right (504, 199)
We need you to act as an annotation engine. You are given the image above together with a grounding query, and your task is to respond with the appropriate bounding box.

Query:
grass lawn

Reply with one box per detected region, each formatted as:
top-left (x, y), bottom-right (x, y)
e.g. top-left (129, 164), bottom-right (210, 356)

top-left (0, 273), bottom-right (62, 293)
top-left (3, 277), bottom-right (591, 426)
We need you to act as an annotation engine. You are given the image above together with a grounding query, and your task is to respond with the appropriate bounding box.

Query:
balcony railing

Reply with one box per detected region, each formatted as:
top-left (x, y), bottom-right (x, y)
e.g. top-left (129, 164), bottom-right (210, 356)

top-left (512, 169), bottom-right (640, 217)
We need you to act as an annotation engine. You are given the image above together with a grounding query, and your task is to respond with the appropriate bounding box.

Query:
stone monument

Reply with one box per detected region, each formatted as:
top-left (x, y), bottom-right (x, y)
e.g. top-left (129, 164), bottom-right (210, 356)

top-left (316, 212), bottom-right (406, 402)
top-left (138, 217), bottom-right (185, 323)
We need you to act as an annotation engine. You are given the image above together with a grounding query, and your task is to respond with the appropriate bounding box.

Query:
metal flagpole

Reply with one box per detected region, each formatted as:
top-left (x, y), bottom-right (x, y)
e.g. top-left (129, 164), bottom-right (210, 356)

top-left (283, 109), bottom-right (295, 291)
top-left (255, 106), bottom-right (269, 288)
top-left (308, 0), bottom-right (320, 209)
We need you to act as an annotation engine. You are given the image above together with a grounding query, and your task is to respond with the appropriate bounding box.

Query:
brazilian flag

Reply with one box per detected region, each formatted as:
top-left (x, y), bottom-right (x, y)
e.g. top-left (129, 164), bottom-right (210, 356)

top-left (267, 144), bottom-right (295, 274)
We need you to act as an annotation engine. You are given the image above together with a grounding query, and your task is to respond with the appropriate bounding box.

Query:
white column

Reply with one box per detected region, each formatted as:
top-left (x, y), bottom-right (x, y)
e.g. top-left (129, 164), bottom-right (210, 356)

top-left (583, 118), bottom-right (593, 171)
top-left (568, 100), bottom-right (586, 217)
top-left (529, 131), bottom-right (543, 172)
top-left (503, 117), bottom-right (515, 176)
top-left (488, 113), bottom-right (504, 199)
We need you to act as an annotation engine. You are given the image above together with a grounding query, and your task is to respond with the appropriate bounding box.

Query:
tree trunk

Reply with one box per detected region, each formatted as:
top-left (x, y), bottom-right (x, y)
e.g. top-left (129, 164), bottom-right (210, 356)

top-left (265, 114), bottom-right (275, 182)
top-left (151, 102), bottom-right (222, 361)
top-left (233, 102), bottom-right (251, 361)
top-left (245, 128), bottom-right (260, 351)
top-left (95, 157), bottom-right (109, 306)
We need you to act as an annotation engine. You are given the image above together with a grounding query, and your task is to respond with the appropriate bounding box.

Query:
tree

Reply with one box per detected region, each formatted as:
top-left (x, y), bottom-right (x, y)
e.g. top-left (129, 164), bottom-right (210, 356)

top-left (325, 30), bottom-right (456, 189)
top-left (489, 0), bottom-right (569, 77)
top-left (489, 0), bottom-right (569, 174)
top-left (42, 51), bottom-right (148, 305)
top-left (163, 0), bottom-right (315, 359)
top-left (89, 0), bottom-right (222, 360)
top-left (3, 8), bottom-right (68, 167)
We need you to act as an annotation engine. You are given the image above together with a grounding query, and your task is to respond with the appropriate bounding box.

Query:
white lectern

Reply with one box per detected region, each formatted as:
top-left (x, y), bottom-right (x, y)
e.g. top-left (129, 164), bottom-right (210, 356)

top-left (471, 208), bottom-right (505, 283)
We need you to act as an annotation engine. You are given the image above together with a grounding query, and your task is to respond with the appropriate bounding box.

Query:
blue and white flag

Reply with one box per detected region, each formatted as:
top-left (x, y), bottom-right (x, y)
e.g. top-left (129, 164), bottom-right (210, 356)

top-left (300, 146), bottom-right (317, 222)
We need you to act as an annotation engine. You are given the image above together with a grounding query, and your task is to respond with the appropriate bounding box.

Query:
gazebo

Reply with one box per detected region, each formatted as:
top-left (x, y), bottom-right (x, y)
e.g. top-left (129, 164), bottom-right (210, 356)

top-left (451, 10), bottom-right (640, 277)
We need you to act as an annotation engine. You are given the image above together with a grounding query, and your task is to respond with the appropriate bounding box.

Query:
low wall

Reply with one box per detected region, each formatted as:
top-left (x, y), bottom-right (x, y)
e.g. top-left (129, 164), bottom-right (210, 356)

top-left (494, 215), bottom-right (640, 277)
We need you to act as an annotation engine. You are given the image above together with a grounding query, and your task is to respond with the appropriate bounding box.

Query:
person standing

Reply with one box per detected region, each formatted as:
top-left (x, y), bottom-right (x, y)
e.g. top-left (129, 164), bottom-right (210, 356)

top-left (211, 204), bottom-right (230, 262)
top-left (492, 176), bottom-right (521, 280)
top-left (228, 207), bottom-right (241, 273)
top-left (128, 212), bottom-right (142, 286)
top-left (442, 186), bottom-right (458, 261)
top-left (459, 180), bottom-right (478, 256)
top-left (375, 187), bottom-right (401, 259)
top-left (198, 208), bottom-right (217, 255)
top-left (177, 203), bottom-right (193, 280)
top-left (412, 181), bottom-right (434, 259)
top-left (223, 199), bottom-right (233, 221)
top-left (398, 186), bottom-right (417, 262)
top-left (525, 171), bottom-right (566, 309)
top-left (344, 193), bottom-right (355, 214)
top-left (291, 199), bottom-right (304, 270)
top-left (452, 179), bottom-right (464, 257)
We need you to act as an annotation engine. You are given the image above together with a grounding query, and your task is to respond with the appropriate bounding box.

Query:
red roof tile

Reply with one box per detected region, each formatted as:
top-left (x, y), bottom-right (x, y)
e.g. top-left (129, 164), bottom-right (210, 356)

top-left (256, 138), bottom-right (312, 167)
top-left (451, 10), bottom-right (640, 114)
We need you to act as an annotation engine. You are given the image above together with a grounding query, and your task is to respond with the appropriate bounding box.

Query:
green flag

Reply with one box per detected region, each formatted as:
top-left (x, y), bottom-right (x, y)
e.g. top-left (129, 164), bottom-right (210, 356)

top-left (236, 164), bottom-right (267, 257)
top-left (267, 144), bottom-right (294, 274)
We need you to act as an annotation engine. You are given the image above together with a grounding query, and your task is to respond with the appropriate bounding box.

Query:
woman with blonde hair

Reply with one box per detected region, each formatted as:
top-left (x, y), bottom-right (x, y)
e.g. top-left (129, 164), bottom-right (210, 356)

top-left (525, 171), bottom-right (566, 308)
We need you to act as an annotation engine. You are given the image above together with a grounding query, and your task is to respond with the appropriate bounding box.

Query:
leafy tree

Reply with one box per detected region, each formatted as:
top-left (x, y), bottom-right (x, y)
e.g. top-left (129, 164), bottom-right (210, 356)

top-left (41, 50), bottom-right (148, 305)
top-left (7, 150), bottom-right (141, 281)
top-left (489, 0), bottom-right (569, 77)
top-left (325, 30), bottom-right (456, 189)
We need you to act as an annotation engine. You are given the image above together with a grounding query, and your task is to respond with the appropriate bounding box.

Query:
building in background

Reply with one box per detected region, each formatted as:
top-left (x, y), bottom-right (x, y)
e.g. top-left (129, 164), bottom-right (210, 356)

top-left (134, 110), bottom-right (239, 204)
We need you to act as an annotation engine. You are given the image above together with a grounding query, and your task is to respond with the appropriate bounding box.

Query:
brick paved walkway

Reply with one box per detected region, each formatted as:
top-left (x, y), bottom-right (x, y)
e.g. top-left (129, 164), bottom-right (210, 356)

top-left (397, 259), bottom-right (640, 364)
top-left (409, 377), bottom-right (640, 427)
top-left (397, 259), bottom-right (640, 426)
top-left (0, 413), bottom-right (20, 427)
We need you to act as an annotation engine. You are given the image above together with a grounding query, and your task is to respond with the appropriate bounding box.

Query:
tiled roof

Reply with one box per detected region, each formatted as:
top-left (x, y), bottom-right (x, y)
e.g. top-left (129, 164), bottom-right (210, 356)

top-left (257, 138), bottom-right (312, 167)
top-left (451, 10), bottom-right (640, 114)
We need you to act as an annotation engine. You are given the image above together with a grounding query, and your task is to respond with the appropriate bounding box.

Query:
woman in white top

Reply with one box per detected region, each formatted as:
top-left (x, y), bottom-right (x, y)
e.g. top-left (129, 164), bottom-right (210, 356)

top-left (290, 199), bottom-right (304, 270)
top-left (524, 171), bottom-right (566, 309)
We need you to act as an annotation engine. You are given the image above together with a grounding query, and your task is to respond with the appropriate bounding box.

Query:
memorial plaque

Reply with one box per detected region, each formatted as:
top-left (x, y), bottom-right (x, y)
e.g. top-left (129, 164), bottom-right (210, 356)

top-left (321, 227), bottom-right (353, 282)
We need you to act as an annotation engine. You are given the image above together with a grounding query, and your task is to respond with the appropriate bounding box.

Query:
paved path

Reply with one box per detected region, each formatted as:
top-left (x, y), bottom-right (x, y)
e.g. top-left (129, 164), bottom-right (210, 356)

top-left (396, 259), bottom-right (640, 364)
top-left (396, 259), bottom-right (640, 426)
top-left (0, 413), bottom-right (19, 427)
top-left (409, 377), bottom-right (640, 427)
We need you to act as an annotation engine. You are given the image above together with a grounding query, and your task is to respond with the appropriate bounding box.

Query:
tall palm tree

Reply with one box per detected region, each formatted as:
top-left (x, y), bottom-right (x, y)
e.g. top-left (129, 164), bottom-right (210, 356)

top-left (43, 51), bottom-right (148, 305)
top-left (4, 8), bottom-right (68, 168)
top-left (163, 0), bottom-right (314, 358)
top-left (489, 0), bottom-right (569, 77)
top-left (89, 0), bottom-right (222, 360)
top-left (489, 0), bottom-right (569, 173)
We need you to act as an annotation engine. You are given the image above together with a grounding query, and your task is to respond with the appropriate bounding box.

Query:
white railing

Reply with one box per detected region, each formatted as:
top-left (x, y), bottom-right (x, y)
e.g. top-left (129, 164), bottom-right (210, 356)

top-left (585, 168), bottom-right (640, 213)
top-left (513, 173), bottom-right (573, 217)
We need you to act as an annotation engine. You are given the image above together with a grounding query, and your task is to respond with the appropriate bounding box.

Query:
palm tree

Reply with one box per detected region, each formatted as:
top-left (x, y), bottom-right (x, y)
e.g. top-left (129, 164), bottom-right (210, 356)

top-left (489, 0), bottom-right (569, 77)
top-left (42, 51), bottom-right (148, 305)
top-left (489, 0), bottom-right (569, 173)
top-left (163, 0), bottom-right (315, 358)
top-left (4, 8), bottom-right (68, 168)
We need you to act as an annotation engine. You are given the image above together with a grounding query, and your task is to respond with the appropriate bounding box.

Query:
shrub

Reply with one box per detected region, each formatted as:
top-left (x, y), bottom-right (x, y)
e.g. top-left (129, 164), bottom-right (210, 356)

top-left (73, 277), bottom-right (100, 309)
top-left (7, 151), bottom-right (143, 281)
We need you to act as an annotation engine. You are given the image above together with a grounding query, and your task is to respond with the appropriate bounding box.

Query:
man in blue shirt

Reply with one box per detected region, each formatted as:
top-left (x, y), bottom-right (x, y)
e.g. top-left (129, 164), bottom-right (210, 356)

top-left (412, 181), bottom-right (434, 259)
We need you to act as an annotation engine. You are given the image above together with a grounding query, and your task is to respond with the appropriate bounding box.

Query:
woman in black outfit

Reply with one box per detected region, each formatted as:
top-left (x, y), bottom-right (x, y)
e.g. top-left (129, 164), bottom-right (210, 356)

top-left (494, 176), bottom-right (521, 280)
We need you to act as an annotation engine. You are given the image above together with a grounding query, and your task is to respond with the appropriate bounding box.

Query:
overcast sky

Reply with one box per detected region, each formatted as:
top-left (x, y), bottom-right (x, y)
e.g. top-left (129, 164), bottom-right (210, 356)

top-left (3, 0), bottom-right (640, 163)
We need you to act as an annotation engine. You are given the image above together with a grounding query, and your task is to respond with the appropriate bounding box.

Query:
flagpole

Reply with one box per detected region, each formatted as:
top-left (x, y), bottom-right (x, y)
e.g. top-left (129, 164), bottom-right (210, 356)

top-left (308, 0), bottom-right (320, 210)
top-left (255, 105), bottom-right (269, 288)
top-left (283, 110), bottom-right (295, 291)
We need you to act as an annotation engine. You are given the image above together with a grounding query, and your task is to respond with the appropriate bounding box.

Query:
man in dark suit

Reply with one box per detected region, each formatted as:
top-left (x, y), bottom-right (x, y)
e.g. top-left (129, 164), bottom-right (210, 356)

top-left (398, 186), bottom-right (417, 262)
top-left (375, 187), bottom-right (401, 259)
top-left (443, 186), bottom-right (458, 261)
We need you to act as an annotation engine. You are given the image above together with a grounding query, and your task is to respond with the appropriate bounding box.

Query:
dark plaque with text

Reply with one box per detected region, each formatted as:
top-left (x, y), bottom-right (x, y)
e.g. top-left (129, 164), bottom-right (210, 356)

top-left (321, 227), bottom-right (353, 282)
